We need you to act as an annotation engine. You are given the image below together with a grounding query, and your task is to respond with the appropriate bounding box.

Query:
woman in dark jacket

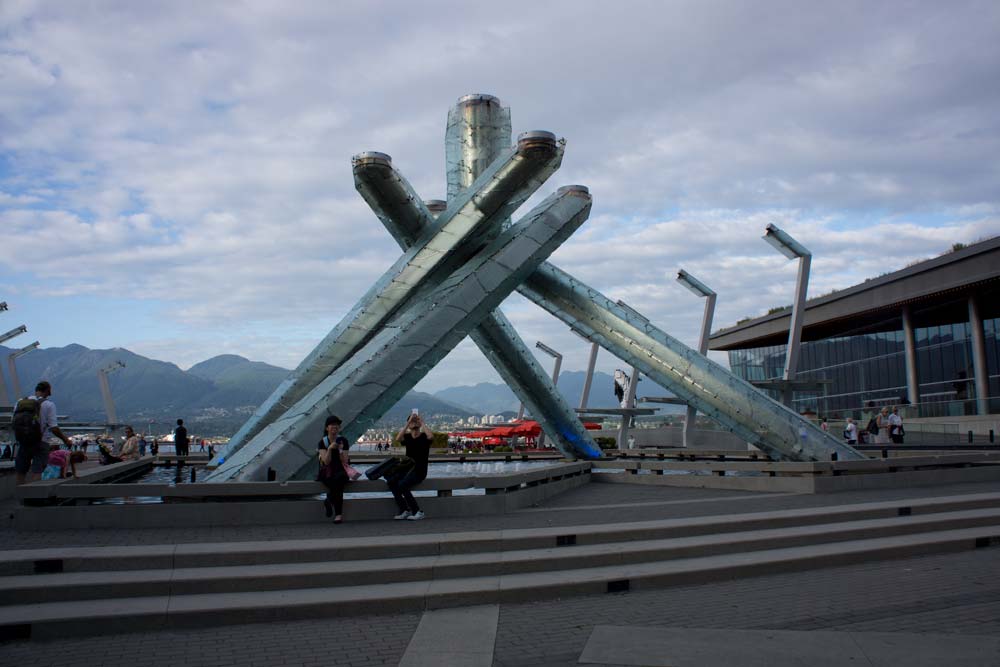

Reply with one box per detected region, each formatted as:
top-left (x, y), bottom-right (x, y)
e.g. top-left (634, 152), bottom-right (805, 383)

top-left (317, 415), bottom-right (350, 523)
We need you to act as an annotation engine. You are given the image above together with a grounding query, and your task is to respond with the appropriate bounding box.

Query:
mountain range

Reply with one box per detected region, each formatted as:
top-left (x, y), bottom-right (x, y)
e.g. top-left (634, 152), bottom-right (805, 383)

top-left (0, 344), bottom-right (678, 435)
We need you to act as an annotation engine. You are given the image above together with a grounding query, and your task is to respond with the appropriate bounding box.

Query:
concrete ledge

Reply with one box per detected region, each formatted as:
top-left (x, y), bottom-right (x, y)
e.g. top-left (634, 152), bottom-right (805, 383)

top-left (6, 491), bottom-right (998, 574)
top-left (5, 508), bottom-right (999, 605)
top-left (594, 457), bottom-right (1000, 493)
top-left (12, 463), bottom-right (591, 530)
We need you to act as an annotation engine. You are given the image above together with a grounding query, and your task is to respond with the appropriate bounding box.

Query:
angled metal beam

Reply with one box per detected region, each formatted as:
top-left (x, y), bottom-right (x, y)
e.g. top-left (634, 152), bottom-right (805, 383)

top-left (353, 156), bottom-right (601, 459)
top-left (209, 187), bottom-right (593, 481)
top-left (218, 133), bottom-right (565, 464)
top-left (8, 341), bottom-right (39, 399)
top-left (519, 264), bottom-right (864, 462)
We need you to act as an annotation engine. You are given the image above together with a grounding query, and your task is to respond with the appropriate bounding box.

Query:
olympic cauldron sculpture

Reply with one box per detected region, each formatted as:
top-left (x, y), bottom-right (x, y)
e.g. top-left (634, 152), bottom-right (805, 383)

top-left (209, 95), bottom-right (863, 482)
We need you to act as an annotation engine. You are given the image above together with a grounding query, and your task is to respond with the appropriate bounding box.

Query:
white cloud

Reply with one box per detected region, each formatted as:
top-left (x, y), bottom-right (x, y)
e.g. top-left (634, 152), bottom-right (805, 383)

top-left (0, 1), bottom-right (998, 392)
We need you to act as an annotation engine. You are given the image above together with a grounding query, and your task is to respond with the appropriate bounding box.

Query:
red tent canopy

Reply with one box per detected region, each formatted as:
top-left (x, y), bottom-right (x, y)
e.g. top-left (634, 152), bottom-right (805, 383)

top-left (510, 420), bottom-right (541, 436)
top-left (583, 422), bottom-right (602, 430)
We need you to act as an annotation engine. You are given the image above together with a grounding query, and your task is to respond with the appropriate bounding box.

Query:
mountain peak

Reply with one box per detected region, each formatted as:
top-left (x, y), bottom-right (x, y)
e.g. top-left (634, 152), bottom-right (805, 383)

top-left (188, 354), bottom-right (252, 379)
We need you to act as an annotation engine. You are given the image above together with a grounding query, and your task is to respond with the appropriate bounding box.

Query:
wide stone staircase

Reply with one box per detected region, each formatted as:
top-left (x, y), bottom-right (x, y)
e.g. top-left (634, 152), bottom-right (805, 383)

top-left (2, 492), bottom-right (1000, 641)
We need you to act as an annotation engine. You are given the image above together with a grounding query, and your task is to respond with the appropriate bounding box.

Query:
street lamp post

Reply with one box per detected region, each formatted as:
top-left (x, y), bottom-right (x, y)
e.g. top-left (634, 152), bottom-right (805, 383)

top-left (578, 340), bottom-right (599, 410)
top-left (762, 223), bottom-right (812, 407)
top-left (97, 360), bottom-right (126, 426)
top-left (0, 324), bottom-right (28, 406)
top-left (676, 269), bottom-right (717, 448)
top-left (8, 341), bottom-right (40, 399)
top-left (533, 341), bottom-right (562, 449)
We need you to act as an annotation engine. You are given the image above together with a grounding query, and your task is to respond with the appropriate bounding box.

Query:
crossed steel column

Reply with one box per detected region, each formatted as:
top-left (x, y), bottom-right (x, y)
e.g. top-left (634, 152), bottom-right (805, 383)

top-left (211, 186), bottom-right (594, 481)
top-left (212, 94), bottom-right (862, 481)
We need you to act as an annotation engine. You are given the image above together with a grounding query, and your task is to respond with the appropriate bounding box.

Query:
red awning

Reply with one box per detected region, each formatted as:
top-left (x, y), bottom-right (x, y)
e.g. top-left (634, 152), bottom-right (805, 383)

top-left (510, 420), bottom-right (541, 437)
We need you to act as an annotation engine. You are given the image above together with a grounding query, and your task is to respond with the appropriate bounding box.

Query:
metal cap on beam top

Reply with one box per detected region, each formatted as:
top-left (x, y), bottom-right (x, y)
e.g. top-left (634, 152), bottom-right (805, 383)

top-left (517, 131), bottom-right (557, 153)
top-left (424, 199), bottom-right (447, 214)
top-left (556, 185), bottom-right (589, 197)
top-left (456, 93), bottom-right (502, 106)
top-left (351, 151), bottom-right (392, 168)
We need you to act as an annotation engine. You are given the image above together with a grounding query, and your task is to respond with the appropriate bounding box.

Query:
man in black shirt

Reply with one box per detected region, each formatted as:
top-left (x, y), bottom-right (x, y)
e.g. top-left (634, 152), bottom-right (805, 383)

top-left (388, 412), bottom-right (432, 520)
top-left (174, 419), bottom-right (189, 457)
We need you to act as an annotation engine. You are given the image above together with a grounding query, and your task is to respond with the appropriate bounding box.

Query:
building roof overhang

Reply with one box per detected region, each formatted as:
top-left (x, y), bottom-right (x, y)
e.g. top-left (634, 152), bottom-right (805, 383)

top-left (709, 236), bottom-right (1000, 351)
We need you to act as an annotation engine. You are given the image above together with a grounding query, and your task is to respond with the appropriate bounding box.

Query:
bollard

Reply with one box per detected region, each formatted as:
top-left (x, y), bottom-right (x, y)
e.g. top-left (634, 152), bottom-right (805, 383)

top-left (831, 452), bottom-right (838, 461)
top-left (991, 429), bottom-right (995, 443)
top-left (968, 430), bottom-right (974, 444)
top-left (174, 464), bottom-right (182, 483)
top-left (190, 467), bottom-right (196, 483)
top-left (267, 467), bottom-right (276, 481)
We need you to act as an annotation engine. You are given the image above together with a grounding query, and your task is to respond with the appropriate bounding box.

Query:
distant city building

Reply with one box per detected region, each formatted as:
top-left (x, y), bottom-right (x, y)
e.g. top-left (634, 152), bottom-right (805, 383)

top-left (710, 237), bottom-right (1000, 418)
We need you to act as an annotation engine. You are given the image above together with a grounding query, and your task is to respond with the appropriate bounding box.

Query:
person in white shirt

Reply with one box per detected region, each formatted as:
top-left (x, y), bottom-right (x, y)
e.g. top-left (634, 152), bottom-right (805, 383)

top-left (888, 406), bottom-right (904, 444)
top-left (843, 417), bottom-right (858, 445)
top-left (14, 381), bottom-right (73, 485)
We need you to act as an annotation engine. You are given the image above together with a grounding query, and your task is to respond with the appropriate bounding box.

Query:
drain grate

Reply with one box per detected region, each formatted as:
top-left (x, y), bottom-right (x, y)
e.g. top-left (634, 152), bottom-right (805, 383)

top-left (33, 559), bottom-right (64, 574)
top-left (607, 579), bottom-right (630, 593)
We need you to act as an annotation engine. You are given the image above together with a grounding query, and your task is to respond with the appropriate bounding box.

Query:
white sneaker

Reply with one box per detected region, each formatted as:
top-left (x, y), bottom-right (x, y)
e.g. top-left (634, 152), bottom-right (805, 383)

top-left (394, 510), bottom-right (411, 520)
top-left (406, 511), bottom-right (425, 521)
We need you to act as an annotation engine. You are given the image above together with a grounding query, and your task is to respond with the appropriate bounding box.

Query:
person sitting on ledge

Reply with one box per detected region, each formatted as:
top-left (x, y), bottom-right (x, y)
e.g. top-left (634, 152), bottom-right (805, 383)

top-left (119, 426), bottom-right (141, 461)
top-left (317, 415), bottom-right (351, 524)
top-left (387, 412), bottom-right (432, 521)
top-left (98, 442), bottom-right (123, 465)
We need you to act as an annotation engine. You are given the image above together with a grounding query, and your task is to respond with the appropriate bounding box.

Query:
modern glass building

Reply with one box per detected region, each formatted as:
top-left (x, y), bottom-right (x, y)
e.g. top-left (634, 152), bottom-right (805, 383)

top-left (710, 237), bottom-right (1000, 419)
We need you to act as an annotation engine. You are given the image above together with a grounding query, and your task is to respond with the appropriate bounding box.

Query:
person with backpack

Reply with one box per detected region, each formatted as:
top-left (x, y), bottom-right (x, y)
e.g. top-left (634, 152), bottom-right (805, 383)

top-left (13, 381), bottom-right (73, 485)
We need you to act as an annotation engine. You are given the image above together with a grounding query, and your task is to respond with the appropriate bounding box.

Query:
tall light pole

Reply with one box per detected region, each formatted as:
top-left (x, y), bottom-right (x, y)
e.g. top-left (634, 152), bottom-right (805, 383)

top-left (533, 341), bottom-right (562, 449)
top-left (0, 324), bottom-right (28, 406)
top-left (8, 341), bottom-right (40, 399)
top-left (762, 223), bottom-right (811, 407)
top-left (676, 269), bottom-right (717, 448)
top-left (97, 360), bottom-right (126, 425)
top-left (578, 340), bottom-right (600, 410)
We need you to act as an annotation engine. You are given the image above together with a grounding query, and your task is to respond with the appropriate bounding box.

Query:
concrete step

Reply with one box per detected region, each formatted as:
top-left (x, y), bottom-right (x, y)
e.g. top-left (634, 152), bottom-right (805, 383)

top-left (2, 523), bottom-right (998, 641)
top-left (4, 490), bottom-right (999, 576)
top-left (2, 507), bottom-right (1000, 605)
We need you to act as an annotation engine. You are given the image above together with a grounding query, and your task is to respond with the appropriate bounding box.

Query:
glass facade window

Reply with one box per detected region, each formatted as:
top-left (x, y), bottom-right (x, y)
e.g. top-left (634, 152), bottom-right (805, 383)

top-left (728, 317), bottom-right (1000, 418)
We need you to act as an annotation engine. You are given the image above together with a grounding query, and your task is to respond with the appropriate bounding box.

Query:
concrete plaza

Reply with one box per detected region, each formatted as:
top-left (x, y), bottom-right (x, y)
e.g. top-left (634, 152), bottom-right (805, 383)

top-left (2, 480), bottom-right (999, 666)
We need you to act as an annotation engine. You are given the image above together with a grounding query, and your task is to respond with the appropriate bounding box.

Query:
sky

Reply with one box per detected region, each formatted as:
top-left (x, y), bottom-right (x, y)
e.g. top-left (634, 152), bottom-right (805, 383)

top-left (1, 0), bottom-right (998, 394)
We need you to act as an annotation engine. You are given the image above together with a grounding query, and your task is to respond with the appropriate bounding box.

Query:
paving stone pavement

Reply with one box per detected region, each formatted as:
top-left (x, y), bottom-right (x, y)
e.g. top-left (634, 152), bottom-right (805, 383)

top-left (491, 548), bottom-right (1000, 667)
top-left (3, 479), bottom-right (1000, 665)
